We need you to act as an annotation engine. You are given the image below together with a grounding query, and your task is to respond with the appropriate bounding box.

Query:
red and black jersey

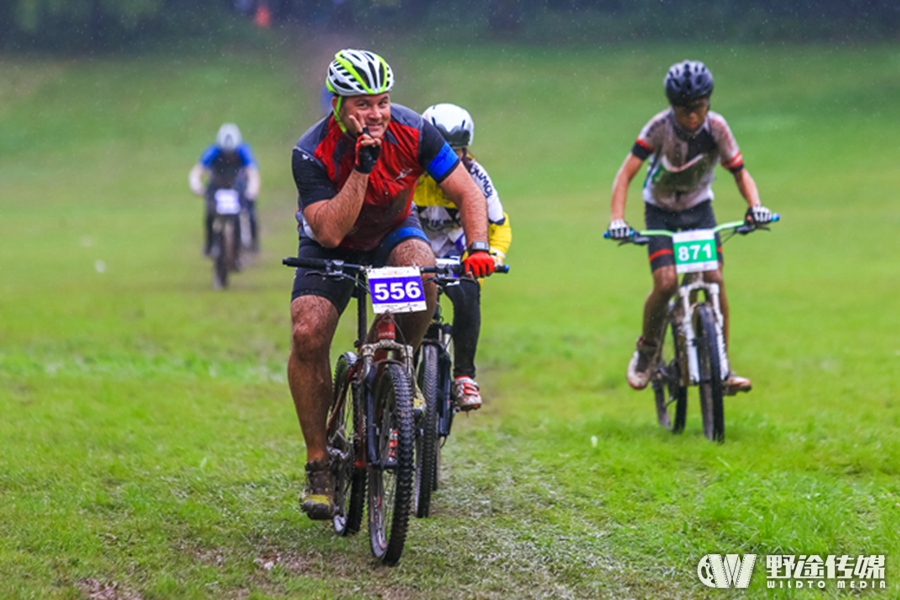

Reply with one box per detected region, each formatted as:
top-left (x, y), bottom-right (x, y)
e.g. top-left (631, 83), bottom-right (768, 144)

top-left (292, 103), bottom-right (459, 252)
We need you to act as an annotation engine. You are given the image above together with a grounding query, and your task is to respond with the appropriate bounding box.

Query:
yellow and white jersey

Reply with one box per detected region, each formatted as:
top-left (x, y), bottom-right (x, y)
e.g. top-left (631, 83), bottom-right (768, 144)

top-left (413, 157), bottom-right (511, 260)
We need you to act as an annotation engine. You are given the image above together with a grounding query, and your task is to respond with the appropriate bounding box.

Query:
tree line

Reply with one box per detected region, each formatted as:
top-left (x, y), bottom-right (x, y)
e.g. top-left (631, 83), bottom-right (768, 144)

top-left (2, 0), bottom-right (897, 52)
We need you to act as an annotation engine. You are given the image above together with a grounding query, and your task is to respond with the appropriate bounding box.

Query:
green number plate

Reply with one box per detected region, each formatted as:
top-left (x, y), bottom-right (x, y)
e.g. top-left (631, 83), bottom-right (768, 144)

top-left (672, 229), bottom-right (718, 273)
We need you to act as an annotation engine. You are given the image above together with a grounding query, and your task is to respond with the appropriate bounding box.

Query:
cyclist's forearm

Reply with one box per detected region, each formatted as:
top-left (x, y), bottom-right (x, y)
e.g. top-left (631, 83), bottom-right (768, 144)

top-left (245, 167), bottom-right (261, 199)
top-left (189, 164), bottom-right (207, 195)
top-left (442, 165), bottom-right (488, 245)
top-left (610, 180), bottom-right (629, 221)
top-left (734, 168), bottom-right (761, 207)
top-left (304, 171), bottom-right (368, 248)
top-left (610, 154), bottom-right (642, 220)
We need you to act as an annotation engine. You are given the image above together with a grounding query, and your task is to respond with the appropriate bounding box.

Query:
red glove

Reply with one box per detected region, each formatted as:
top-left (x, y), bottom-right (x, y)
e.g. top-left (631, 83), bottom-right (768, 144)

top-left (464, 251), bottom-right (495, 278)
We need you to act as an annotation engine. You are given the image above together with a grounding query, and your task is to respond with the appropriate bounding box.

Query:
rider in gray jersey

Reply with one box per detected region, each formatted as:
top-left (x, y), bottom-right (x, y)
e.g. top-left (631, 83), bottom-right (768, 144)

top-left (605, 60), bottom-right (775, 395)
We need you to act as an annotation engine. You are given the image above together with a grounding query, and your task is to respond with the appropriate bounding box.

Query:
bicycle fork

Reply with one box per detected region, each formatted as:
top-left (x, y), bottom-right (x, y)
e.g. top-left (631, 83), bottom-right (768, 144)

top-left (360, 314), bottom-right (415, 471)
top-left (677, 281), bottom-right (730, 384)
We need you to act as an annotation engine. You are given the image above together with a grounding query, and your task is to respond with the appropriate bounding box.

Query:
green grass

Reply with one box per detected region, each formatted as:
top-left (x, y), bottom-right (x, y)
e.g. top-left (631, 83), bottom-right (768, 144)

top-left (1, 36), bottom-right (899, 599)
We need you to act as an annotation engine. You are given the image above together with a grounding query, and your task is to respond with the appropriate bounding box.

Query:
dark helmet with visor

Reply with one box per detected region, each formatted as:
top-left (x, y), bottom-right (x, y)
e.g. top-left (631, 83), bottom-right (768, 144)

top-left (664, 60), bottom-right (714, 106)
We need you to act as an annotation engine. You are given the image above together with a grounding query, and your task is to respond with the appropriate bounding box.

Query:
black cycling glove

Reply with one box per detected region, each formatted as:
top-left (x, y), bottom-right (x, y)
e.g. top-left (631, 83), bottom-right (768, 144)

top-left (354, 127), bottom-right (381, 174)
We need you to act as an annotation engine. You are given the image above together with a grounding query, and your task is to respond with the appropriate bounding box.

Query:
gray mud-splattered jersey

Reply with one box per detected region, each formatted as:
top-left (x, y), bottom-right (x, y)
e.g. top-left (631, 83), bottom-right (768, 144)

top-left (632, 109), bottom-right (744, 211)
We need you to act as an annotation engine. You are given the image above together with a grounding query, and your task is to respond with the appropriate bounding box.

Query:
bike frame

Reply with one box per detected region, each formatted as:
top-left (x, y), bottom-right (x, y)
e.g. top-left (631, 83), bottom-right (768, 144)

top-left (331, 268), bottom-right (417, 472)
top-left (420, 281), bottom-right (456, 439)
top-left (667, 276), bottom-right (729, 387)
top-left (609, 216), bottom-right (779, 391)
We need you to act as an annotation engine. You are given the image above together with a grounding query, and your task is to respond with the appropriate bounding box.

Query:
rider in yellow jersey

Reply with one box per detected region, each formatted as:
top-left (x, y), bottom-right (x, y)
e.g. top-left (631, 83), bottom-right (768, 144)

top-left (413, 103), bottom-right (512, 411)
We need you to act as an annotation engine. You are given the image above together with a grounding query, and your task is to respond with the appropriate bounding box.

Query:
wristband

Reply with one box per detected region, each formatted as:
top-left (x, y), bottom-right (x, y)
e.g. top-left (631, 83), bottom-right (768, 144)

top-left (467, 241), bottom-right (490, 254)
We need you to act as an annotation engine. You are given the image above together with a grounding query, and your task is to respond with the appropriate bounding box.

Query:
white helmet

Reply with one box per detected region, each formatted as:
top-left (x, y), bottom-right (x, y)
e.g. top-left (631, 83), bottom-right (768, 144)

top-left (326, 49), bottom-right (394, 96)
top-left (216, 123), bottom-right (242, 152)
top-left (422, 103), bottom-right (474, 148)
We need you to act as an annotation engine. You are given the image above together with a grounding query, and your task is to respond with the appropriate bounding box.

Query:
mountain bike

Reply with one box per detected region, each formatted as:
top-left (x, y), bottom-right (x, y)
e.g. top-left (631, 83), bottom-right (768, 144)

top-left (413, 258), bottom-right (508, 518)
top-left (282, 255), bottom-right (434, 566)
top-left (210, 188), bottom-right (243, 289)
top-left (605, 215), bottom-right (779, 442)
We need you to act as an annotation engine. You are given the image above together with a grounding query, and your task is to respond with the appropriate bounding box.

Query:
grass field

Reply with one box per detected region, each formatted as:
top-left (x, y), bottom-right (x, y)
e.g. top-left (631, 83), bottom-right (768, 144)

top-left (1, 30), bottom-right (899, 599)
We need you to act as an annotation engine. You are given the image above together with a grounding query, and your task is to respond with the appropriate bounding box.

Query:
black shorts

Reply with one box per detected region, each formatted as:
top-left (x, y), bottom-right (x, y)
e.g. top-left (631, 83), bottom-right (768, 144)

top-left (644, 200), bottom-right (723, 272)
top-left (290, 212), bottom-right (431, 314)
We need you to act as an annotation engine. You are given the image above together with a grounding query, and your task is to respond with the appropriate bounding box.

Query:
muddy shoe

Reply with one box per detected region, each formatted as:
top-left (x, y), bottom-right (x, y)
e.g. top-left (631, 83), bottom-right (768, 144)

top-left (724, 372), bottom-right (752, 396)
top-left (453, 376), bottom-right (482, 412)
top-left (627, 336), bottom-right (658, 390)
top-left (300, 459), bottom-right (334, 520)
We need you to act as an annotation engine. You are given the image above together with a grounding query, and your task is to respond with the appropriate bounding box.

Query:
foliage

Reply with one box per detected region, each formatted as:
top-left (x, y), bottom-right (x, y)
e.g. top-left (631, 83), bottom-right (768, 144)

top-left (3, 0), bottom-right (899, 52)
top-left (1, 0), bottom-right (232, 51)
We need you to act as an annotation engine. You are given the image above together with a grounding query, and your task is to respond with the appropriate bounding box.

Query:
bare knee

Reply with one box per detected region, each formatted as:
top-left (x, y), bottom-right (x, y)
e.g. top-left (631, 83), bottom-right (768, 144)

top-left (290, 296), bottom-right (337, 361)
top-left (704, 268), bottom-right (725, 291)
top-left (652, 268), bottom-right (679, 298)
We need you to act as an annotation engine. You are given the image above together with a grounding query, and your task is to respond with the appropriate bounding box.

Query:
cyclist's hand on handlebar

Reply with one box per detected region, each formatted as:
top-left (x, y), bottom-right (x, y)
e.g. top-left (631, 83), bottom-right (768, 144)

top-left (490, 247), bottom-right (506, 267)
top-left (746, 205), bottom-right (773, 225)
top-left (464, 251), bottom-right (495, 278)
top-left (607, 219), bottom-right (634, 240)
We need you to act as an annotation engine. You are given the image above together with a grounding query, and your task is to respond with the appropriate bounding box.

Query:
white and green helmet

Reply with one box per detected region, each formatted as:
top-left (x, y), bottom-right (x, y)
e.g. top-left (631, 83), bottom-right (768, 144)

top-left (326, 49), bottom-right (394, 97)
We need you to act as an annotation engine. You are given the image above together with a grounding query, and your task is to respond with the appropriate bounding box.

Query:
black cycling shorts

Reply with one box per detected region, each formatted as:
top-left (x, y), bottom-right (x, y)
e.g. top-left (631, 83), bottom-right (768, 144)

top-left (644, 200), bottom-right (723, 273)
top-left (290, 212), bottom-right (431, 314)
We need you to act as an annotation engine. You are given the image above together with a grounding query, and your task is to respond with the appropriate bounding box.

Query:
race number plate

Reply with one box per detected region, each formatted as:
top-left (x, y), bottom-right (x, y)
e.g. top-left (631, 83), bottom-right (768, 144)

top-left (214, 189), bottom-right (241, 215)
top-left (367, 267), bottom-right (427, 314)
top-left (672, 229), bottom-right (718, 273)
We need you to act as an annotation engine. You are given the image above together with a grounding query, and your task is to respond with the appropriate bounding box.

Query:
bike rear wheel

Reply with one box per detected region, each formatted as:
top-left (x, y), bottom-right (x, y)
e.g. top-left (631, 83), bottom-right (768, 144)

top-left (696, 304), bottom-right (725, 442)
top-left (653, 320), bottom-right (688, 433)
top-left (368, 363), bottom-right (415, 566)
top-left (414, 344), bottom-right (439, 518)
top-left (330, 352), bottom-right (365, 536)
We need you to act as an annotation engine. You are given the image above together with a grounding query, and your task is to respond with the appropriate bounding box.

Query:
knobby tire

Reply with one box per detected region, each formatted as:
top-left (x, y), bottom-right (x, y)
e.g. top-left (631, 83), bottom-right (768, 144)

top-left (331, 352), bottom-right (365, 536)
top-left (696, 304), bottom-right (725, 442)
top-left (414, 344), bottom-right (439, 518)
top-left (368, 363), bottom-right (415, 566)
top-left (654, 319), bottom-right (688, 433)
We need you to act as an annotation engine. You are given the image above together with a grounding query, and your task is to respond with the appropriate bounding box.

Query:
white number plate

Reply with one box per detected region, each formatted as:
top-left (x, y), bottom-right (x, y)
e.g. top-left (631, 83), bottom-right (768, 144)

top-left (672, 229), bottom-right (718, 273)
top-left (367, 267), bottom-right (426, 314)
top-left (214, 189), bottom-right (241, 215)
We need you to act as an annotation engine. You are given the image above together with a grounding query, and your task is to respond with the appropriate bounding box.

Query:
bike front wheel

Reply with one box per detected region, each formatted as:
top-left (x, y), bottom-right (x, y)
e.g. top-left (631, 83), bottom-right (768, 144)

top-left (414, 344), bottom-right (439, 518)
top-left (212, 223), bottom-right (228, 289)
top-left (695, 304), bottom-right (725, 442)
top-left (368, 363), bottom-right (415, 566)
top-left (330, 352), bottom-right (365, 536)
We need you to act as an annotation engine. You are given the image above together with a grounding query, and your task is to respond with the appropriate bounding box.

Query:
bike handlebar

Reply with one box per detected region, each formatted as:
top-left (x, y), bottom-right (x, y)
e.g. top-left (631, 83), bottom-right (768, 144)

top-left (603, 214), bottom-right (780, 245)
top-left (281, 256), bottom-right (509, 275)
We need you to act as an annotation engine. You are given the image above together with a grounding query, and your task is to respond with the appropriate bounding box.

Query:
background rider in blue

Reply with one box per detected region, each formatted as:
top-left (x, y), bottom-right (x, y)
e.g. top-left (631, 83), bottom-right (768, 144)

top-left (189, 123), bottom-right (261, 254)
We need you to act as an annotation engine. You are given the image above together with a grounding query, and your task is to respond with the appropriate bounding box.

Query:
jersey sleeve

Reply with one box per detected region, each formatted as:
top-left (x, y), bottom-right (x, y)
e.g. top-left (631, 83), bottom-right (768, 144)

top-left (198, 145), bottom-right (219, 167)
top-left (712, 113), bottom-right (744, 173)
top-left (469, 160), bottom-right (505, 224)
top-left (237, 143), bottom-right (258, 168)
top-left (488, 213), bottom-right (512, 256)
top-left (631, 111), bottom-right (667, 160)
top-left (292, 147), bottom-right (337, 209)
top-left (419, 120), bottom-right (460, 183)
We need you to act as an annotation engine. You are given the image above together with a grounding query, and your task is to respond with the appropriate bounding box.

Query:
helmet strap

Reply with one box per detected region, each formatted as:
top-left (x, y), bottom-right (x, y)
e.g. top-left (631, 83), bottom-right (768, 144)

top-left (332, 95), bottom-right (349, 134)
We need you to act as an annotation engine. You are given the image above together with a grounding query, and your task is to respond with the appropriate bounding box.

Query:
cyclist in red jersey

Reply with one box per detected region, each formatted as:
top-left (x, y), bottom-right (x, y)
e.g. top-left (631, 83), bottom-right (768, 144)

top-left (605, 60), bottom-right (774, 395)
top-left (289, 49), bottom-right (495, 520)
